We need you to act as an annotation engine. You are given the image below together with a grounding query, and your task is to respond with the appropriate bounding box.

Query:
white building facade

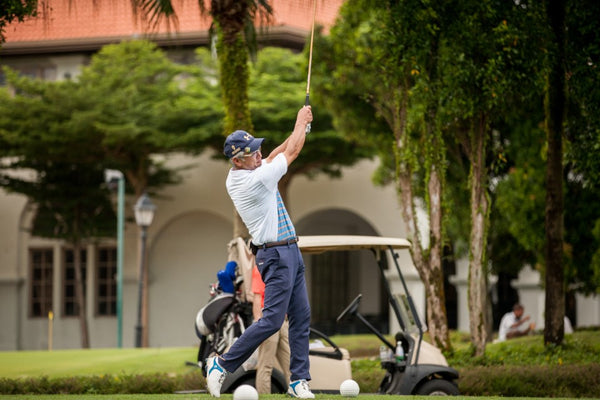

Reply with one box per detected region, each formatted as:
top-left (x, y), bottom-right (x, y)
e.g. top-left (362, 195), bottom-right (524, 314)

top-left (1, 0), bottom-right (598, 351)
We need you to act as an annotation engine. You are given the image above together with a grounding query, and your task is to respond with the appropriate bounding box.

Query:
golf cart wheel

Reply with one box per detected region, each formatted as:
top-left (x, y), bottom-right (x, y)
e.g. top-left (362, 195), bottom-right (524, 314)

top-left (415, 379), bottom-right (459, 396)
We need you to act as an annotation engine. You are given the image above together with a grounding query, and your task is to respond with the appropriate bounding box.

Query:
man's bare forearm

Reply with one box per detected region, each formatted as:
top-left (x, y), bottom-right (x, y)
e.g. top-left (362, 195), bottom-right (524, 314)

top-left (266, 106), bottom-right (312, 164)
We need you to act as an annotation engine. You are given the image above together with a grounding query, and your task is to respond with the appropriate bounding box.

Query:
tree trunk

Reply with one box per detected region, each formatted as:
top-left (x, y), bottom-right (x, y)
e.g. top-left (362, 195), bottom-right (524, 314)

top-left (397, 169), bottom-right (450, 351)
top-left (426, 168), bottom-right (451, 351)
top-left (467, 115), bottom-right (490, 357)
top-left (389, 83), bottom-right (450, 351)
top-left (420, 29), bottom-right (451, 351)
top-left (214, 12), bottom-right (253, 241)
top-left (73, 241), bottom-right (90, 348)
top-left (216, 24), bottom-right (253, 136)
top-left (544, 0), bottom-right (566, 346)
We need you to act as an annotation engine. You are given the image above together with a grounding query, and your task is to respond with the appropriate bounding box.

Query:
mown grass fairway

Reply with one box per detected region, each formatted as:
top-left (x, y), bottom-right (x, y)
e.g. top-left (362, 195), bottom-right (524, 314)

top-left (1, 331), bottom-right (599, 398)
top-left (0, 347), bottom-right (197, 378)
top-left (0, 396), bottom-right (590, 400)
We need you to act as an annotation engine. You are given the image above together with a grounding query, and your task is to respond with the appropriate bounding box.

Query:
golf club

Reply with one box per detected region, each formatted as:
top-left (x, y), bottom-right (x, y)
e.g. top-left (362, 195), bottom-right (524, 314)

top-left (305, 0), bottom-right (317, 134)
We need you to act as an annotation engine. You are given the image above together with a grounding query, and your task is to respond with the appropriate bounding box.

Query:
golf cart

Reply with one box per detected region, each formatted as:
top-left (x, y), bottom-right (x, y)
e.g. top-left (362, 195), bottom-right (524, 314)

top-left (298, 235), bottom-right (460, 395)
top-left (194, 235), bottom-right (458, 395)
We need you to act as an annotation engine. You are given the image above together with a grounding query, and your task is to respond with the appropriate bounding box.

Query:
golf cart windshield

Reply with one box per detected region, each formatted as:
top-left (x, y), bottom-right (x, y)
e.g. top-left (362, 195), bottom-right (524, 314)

top-left (394, 293), bottom-right (419, 335)
top-left (298, 235), bottom-right (421, 335)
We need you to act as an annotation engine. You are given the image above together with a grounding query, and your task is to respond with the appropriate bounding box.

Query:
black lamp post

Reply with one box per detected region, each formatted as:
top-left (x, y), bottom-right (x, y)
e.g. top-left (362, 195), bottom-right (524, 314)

top-left (134, 192), bottom-right (156, 348)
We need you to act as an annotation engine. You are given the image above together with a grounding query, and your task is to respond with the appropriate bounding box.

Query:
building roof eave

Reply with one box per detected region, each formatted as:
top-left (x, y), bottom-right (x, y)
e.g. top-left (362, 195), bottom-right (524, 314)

top-left (0, 25), bottom-right (310, 56)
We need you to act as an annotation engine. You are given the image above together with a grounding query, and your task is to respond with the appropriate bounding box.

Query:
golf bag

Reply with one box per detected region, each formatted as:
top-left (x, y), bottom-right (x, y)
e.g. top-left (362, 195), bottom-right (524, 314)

top-left (194, 238), bottom-right (255, 374)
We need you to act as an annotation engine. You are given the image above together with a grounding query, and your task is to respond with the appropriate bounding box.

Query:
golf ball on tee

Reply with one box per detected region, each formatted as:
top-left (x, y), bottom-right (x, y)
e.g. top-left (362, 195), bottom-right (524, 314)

top-left (340, 379), bottom-right (360, 397)
top-left (233, 384), bottom-right (259, 400)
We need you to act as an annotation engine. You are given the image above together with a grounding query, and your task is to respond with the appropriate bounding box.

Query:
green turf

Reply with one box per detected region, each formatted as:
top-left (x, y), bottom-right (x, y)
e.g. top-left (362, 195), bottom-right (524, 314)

top-left (0, 347), bottom-right (198, 379)
top-left (0, 396), bottom-right (589, 400)
top-left (1, 331), bottom-right (598, 399)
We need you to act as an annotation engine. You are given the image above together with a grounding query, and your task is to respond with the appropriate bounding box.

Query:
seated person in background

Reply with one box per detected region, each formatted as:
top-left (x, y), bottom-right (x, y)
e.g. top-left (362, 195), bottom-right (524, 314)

top-left (252, 265), bottom-right (291, 394)
top-left (498, 303), bottom-right (536, 341)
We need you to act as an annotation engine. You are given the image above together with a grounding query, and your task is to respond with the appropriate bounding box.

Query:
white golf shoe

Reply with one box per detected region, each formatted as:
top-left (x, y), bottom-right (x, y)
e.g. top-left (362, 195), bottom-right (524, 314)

top-left (288, 379), bottom-right (315, 399)
top-left (206, 356), bottom-right (227, 397)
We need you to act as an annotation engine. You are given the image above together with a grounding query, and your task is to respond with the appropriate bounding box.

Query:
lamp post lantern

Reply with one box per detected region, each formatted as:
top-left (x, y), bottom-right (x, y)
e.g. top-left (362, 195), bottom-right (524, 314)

top-left (134, 192), bottom-right (156, 348)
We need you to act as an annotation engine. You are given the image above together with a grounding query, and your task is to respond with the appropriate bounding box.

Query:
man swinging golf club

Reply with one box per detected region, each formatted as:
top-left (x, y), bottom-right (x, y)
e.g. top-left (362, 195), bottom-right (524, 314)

top-left (206, 105), bottom-right (314, 399)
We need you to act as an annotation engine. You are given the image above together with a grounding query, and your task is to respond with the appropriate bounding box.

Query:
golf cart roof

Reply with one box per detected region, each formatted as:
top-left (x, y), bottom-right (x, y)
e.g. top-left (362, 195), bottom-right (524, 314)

top-left (298, 235), bottom-right (411, 254)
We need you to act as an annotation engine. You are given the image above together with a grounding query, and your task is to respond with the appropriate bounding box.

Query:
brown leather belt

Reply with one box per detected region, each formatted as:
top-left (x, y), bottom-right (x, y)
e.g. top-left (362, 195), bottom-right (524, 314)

top-left (250, 237), bottom-right (298, 255)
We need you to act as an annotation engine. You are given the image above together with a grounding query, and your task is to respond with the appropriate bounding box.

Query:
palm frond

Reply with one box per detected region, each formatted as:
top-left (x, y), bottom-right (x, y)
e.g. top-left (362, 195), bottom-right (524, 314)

top-left (130, 0), bottom-right (179, 31)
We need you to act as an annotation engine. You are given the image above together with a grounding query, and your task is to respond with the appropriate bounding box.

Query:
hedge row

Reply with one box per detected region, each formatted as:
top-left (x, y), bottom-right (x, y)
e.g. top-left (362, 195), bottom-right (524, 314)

top-left (0, 372), bottom-right (203, 395)
top-left (458, 363), bottom-right (600, 397)
top-left (351, 359), bottom-right (600, 398)
top-left (2, 363), bottom-right (599, 397)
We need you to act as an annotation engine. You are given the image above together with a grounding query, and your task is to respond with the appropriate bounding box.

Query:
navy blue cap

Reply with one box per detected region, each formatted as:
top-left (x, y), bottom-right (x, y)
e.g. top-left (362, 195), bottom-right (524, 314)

top-left (223, 130), bottom-right (265, 159)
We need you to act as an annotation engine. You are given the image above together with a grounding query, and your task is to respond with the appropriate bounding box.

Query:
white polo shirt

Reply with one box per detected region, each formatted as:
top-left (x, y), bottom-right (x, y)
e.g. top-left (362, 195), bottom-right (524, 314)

top-left (498, 311), bottom-right (529, 341)
top-left (226, 153), bottom-right (288, 245)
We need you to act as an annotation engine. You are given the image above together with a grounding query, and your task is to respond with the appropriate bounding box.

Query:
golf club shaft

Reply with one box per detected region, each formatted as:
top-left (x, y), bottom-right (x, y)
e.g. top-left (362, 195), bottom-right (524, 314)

top-left (305, 0), bottom-right (317, 134)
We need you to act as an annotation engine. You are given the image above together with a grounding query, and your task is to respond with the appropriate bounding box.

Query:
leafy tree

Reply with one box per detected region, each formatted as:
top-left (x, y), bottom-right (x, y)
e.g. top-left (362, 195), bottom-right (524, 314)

top-left (438, 0), bottom-right (544, 355)
top-left (493, 120), bottom-right (546, 271)
top-left (24, 0), bottom-right (274, 238)
top-left (73, 40), bottom-right (217, 198)
top-left (0, 70), bottom-right (115, 348)
top-left (130, 0), bottom-right (273, 239)
top-left (539, 0), bottom-right (600, 345)
top-left (0, 40), bottom-right (219, 347)
top-left (0, 0), bottom-right (38, 43)
top-left (447, 0), bottom-right (600, 347)
top-left (495, 134), bottom-right (600, 294)
top-left (73, 40), bottom-right (219, 347)
top-left (313, 0), bottom-right (454, 351)
top-left (563, 0), bottom-right (600, 294)
top-left (318, 0), bottom-right (552, 355)
top-left (482, 0), bottom-right (600, 345)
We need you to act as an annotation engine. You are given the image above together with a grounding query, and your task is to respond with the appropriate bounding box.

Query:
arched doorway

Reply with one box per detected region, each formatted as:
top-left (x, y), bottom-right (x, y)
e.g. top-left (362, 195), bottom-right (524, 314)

top-left (147, 211), bottom-right (232, 347)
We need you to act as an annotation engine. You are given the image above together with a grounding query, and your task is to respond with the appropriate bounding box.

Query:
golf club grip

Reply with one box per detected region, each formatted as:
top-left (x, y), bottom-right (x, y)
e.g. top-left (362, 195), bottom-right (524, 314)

top-left (305, 93), bottom-right (311, 134)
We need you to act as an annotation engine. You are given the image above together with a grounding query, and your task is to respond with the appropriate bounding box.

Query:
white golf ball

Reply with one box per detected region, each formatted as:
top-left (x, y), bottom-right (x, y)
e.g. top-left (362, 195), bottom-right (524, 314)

top-left (233, 384), bottom-right (259, 400)
top-left (339, 379), bottom-right (360, 397)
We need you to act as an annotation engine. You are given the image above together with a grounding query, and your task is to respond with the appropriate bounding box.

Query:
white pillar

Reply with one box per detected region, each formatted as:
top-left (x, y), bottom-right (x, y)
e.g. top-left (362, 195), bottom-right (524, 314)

top-left (575, 293), bottom-right (600, 328)
top-left (448, 258), bottom-right (469, 332)
top-left (448, 258), bottom-right (497, 333)
top-left (511, 265), bottom-right (545, 329)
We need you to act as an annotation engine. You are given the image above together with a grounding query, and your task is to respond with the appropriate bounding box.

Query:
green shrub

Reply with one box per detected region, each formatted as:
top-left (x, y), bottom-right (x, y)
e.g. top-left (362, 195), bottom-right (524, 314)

top-left (447, 330), bottom-right (600, 367)
top-left (349, 359), bottom-right (600, 397)
top-left (350, 359), bottom-right (386, 393)
top-left (457, 364), bottom-right (600, 397)
top-left (0, 371), bottom-right (204, 395)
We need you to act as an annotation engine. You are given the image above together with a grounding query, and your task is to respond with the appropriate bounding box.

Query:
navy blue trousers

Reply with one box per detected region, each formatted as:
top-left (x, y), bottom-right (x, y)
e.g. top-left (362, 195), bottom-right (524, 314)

top-left (220, 243), bottom-right (311, 382)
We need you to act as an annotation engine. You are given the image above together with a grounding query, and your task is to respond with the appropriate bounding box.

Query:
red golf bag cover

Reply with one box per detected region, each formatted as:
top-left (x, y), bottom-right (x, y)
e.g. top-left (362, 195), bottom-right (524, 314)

top-left (195, 292), bottom-right (235, 336)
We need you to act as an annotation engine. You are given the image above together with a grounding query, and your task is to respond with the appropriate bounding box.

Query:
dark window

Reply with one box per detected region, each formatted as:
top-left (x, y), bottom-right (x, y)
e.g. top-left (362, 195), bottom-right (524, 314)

top-left (30, 249), bottom-right (53, 318)
top-left (63, 248), bottom-right (87, 317)
top-left (310, 251), bottom-right (353, 334)
top-left (97, 247), bottom-right (117, 316)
